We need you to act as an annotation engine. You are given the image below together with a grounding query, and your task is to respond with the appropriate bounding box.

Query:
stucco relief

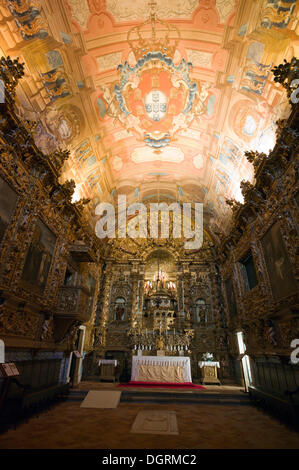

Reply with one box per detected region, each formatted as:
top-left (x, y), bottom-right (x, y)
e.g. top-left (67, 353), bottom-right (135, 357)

top-left (187, 50), bottom-right (213, 68)
top-left (131, 146), bottom-right (184, 164)
top-left (112, 156), bottom-right (123, 171)
top-left (216, 0), bottom-right (236, 23)
top-left (179, 128), bottom-right (201, 140)
top-left (68, 0), bottom-right (90, 29)
top-left (106, 0), bottom-right (199, 22)
top-left (97, 52), bottom-right (122, 73)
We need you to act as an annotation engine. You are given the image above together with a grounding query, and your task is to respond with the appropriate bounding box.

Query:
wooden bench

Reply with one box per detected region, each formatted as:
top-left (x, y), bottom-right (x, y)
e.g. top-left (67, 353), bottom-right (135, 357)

top-left (249, 385), bottom-right (299, 429)
top-left (0, 378), bottom-right (69, 431)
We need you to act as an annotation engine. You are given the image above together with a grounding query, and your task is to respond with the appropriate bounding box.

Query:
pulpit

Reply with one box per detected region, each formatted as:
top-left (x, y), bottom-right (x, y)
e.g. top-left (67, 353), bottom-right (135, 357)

top-left (198, 361), bottom-right (221, 385)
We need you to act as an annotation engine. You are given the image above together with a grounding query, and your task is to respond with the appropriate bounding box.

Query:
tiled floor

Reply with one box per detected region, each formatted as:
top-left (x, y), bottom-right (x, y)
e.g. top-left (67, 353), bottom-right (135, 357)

top-left (0, 382), bottom-right (298, 449)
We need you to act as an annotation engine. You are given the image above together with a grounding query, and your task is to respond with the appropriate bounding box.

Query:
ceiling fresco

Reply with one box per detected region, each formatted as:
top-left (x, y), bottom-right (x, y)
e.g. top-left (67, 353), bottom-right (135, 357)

top-left (0, 0), bottom-right (297, 239)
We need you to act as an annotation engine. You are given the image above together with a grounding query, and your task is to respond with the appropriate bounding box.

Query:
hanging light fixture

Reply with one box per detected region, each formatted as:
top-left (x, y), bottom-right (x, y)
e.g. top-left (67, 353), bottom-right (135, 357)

top-left (153, 175), bottom-right (163, 308)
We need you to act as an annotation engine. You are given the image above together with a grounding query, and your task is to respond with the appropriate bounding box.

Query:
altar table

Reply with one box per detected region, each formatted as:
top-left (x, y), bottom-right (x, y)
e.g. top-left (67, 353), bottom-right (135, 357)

top-left (98, 359), bottom-right (118, 382)
top-left (98, 360), bottom-right (118, 366)
top-left (198, 361), bottom-right (221, 385)
top-left (131, 356), bottom-right (192, 383)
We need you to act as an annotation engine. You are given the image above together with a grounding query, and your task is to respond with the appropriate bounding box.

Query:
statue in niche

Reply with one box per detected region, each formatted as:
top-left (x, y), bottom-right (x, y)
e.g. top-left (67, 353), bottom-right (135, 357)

top-left (185, 310), bottom-right (191, 327)
top-left (114, 297), bottom-right (126, 321)
top-left (195, 298), bottom-right (207, 323)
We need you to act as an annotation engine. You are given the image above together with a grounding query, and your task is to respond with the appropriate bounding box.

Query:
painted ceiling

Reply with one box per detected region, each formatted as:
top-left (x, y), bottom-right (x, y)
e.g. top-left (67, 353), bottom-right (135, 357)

top-left (1, 0), bottom-right (298, 239)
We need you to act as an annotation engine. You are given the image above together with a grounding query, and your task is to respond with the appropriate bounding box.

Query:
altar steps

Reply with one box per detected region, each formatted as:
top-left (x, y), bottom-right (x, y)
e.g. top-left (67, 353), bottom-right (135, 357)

top-left (67, 389), bottom-right (250, 406)
top-left (121, 391), bottom-right (250, 406)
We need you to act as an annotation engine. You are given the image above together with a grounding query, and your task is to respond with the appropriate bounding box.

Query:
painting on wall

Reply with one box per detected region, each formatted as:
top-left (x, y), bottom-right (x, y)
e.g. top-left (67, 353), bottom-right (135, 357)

top-left (74, 140), bottom-right (96, 168)
top-left (219, 137), bottom-right (242, 168)
top-left (0, 176), bottom-right (18, 243)
top-left (261, 222), bottom-right (297, 301)
top-left (22, 219), bottom-right (56, 290)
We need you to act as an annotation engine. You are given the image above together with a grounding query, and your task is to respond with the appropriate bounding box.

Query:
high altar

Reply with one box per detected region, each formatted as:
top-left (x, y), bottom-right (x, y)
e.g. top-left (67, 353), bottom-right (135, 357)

top-left (127, 260), bottom-right (195, 383)
top-left (131, 356), bottom-right (192, 383)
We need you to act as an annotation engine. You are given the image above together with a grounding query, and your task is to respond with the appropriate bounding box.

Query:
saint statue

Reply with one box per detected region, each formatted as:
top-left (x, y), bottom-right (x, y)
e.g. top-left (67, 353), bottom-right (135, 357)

top-left (115, 305), bottom-right (125, 321)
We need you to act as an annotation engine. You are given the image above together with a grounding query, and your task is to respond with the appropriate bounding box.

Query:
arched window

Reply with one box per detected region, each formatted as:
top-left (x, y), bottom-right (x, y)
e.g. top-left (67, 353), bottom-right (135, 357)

top-left (114, 297), bottom-right (126, 321)
top-left (195, 299), bottom-right (207, 323)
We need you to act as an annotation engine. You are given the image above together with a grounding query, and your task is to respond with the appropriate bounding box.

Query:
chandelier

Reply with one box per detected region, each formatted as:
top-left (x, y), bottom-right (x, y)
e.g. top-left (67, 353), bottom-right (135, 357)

top-left (127, 1), bottom-right (180, 60)
top-left (144, 180), bottom-right (176, 296)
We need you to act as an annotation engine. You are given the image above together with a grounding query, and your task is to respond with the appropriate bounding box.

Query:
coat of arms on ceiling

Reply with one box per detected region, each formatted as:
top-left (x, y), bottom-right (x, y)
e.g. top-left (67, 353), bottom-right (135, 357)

top-left (100, 1), bottom-right (210, 149)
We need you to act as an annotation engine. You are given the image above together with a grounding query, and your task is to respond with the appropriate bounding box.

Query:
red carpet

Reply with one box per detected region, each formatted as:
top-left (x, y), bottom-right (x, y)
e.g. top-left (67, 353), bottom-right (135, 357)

top-left (117, 381), bottom-right (206, 390)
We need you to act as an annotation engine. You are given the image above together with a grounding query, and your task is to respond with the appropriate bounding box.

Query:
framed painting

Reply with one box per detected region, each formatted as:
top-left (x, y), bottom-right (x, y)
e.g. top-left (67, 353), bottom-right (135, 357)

top-left (261, 222), bottom-right (297, 301)
top-left (0, 176), bottom-right (18, 243)
top-left (22, 219), bottom-right (56, 290)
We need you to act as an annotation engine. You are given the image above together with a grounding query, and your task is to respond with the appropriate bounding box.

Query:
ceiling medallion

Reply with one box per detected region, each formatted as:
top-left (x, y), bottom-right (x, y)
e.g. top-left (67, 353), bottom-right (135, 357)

top-left (105, 1), bottom-right (210, 149)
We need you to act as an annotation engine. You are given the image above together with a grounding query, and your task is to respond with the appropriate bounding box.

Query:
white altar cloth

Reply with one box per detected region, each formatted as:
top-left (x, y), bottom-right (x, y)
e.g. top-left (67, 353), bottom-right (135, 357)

top-left (131, 356), bottom-right (192, 383)
top-left (98, 360), bottom-right (118, 366)
top-left (198, 361), bottom-right (220, 368)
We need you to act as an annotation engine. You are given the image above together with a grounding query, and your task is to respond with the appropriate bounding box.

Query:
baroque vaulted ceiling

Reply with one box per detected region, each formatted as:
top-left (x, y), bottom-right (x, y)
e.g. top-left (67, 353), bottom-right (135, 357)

top-left (0, 0), bottom-right (298, 239)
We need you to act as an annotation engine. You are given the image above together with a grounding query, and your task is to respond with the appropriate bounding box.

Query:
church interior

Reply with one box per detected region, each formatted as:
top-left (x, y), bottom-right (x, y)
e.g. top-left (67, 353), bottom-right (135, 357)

top-left (0, 0), bottom-right (298, 450)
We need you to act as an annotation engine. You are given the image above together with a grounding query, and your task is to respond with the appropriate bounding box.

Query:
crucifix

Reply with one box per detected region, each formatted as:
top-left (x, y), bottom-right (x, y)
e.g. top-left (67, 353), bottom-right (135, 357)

top-left (157, 319), bottom-right (163, 336)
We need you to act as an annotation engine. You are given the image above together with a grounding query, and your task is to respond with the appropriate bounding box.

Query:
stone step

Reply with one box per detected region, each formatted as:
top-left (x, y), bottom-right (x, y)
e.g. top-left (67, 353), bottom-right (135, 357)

top-left (67, 389), bottom-right (250, 406)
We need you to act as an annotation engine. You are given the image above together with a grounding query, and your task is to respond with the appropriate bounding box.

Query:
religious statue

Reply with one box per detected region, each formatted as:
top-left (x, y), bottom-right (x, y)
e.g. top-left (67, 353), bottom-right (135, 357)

top-left (114, 305), bottom-right (125, 321)
top-left (185, 310), bottom-right (191, 327)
